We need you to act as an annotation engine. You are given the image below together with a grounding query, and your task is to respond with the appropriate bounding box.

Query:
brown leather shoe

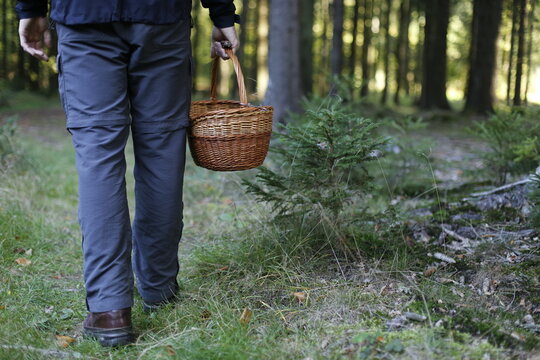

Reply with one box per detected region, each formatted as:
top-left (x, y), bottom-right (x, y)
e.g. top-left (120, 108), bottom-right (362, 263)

top-left (83, 308), bottom-right (135, 347)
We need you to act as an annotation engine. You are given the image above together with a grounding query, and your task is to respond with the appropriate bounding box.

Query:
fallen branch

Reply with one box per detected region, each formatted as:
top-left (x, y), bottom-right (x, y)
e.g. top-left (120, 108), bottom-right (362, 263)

top-left (441, 225), bottom-right (473, 247)
top-left (0, 344), bottom-right (81, 359)
top-left (469, 177), bottom-right (532, 198)
top-left (431, 252), bottom-right (456, 264)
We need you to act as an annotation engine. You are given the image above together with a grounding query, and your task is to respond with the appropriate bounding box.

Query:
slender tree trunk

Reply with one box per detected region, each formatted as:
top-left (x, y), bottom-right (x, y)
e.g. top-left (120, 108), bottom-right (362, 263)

top-left (360, 0), bottom-right (372, 97)
top-left (238, 0), bottom-right (249, 65)
top-left (2, 0), bottom-right (7, 79)
top-left (513, 0), bottom-right (527, 106)
top-left (381, 0), bottom-right (392, 104)
top-left (394, 0), bottom-right (411, 104)
top-left (464, 0), bottom-right (503, 114)
top-left (256, 0), bottom-right (268, 99)
top-left (419, 0), bottom-right (450, 110)
top-left (231, 0), bottom-right (251, 97)
top-left (524, 0), bottom-right (536, 104)
top-left (412, 3), bottom-right (424, 99)
top-left (330, 0), bottom-right (344, 77)
top-left (320, 0), bottom-right (331, 95)
top-left (265, 0), bottom-right (302, 124)
top-left (300, 0), bottom-right (315, 95)
top-left (507, 0), bottom-right (518, 104)
top-left (330, 0), bottom-right (344, 95)
top-left (248, 0), bottom-right (260, 95)
top-left (348, 0), bottom-right (360, 79)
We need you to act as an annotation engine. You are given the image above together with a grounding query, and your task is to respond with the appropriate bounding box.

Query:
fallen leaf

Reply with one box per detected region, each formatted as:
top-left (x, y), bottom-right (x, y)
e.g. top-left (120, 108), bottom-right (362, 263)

top-left (424, 267), bottom-right (437, 277)
top-left (52, 275), bottom-right (62, 279)
top-left (0, 305), bottom-right (5, 310)
top-left (13, 247), bottom-right (26, 254)
top-left (55, 335), bottom-right (76, 348)
top-left (15, 258), bottom-right (31, 266)
top-left (165, 345), bottom-right (176, 356)
top-left (293, 291), bottom-right (307, 303)
top-left (218, 266), bottom-right (229, 271)
top-left (239, 307), bottom-right (252, 325)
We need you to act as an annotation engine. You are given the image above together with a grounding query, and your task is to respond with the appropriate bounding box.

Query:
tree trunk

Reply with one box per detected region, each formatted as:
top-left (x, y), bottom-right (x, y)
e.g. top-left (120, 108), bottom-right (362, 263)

top-left (2, 0), bottom-right (7, 79)
top-left (381, 0), bottom-right (392, 104)
top-left (513, 0), bottom-right (527, 106)
top-left (507, 0), bottom-right (518, 104)
top-left (300, 0), bottom-right (315, 95)
top-left (348, 0), bottom-right (360, 79)
top-left (524, 0), bottom-right (536, 104)
top-left (330, 0), bottom-right (344, 78)
top-left (248, 0), bottom-right (260, 95)
top-left (265, 0), bottom-right (302, 124)
top-left (464, 0), bottom-right (503, 114)
top-left (394, 0), bottom-right (411, 104)
top-left (419, 0), bottom-right (450, 110)
top-left (360, 0), bottom-right (372, 97)
top-left (412, 2), bottom-right (424, 99)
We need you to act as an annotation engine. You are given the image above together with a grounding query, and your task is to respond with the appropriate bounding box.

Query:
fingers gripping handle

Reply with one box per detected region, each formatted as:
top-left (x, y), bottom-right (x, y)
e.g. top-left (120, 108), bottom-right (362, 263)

top-left (209, 43), bottom-right (248, 105)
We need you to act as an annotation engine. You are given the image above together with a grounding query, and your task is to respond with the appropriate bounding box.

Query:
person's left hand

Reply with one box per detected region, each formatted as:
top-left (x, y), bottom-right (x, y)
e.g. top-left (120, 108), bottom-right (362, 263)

top-left (19, 17), bottom-right (51, 61)
top-left (211, 25), bottom-right (239, 60)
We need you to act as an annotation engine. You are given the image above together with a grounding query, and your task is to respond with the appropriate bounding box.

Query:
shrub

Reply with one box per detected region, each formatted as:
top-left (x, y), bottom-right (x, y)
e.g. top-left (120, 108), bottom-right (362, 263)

top-left (242, 99), bottom-right (387, 257)
top-left (472, 110), bottom-right (540, 185)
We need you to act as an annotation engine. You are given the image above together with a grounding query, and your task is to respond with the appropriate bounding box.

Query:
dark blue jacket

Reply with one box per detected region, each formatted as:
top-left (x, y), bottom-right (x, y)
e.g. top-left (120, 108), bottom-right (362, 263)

top-left (16, 0), bottom-right (237, 28)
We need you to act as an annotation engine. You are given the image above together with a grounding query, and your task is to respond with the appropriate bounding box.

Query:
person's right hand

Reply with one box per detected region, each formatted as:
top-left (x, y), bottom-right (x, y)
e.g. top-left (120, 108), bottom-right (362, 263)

top-left (19, 17), bottom-right (51, 61)
top-left (211, 25), bottom-right (239, 60)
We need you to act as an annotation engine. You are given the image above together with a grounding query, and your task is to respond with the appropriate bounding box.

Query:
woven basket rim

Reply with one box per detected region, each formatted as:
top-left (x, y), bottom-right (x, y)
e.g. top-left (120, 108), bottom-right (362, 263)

top-left (190, 104), bottom-right (273, 122)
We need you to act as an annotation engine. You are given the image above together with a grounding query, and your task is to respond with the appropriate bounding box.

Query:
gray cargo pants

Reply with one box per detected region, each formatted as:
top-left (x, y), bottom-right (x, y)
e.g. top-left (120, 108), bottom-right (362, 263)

top-left (56, 19), bottom-right (191, 312)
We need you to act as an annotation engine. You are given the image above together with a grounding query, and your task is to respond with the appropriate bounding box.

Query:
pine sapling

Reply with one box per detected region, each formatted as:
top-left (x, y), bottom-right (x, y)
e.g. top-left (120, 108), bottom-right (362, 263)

top-left (243, 100), bottom-right (387, 257)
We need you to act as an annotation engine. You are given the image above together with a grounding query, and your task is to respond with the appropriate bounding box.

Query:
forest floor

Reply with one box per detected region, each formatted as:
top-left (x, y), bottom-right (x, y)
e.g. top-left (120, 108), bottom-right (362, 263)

top-left (0, 99), bottom-right (539, 359)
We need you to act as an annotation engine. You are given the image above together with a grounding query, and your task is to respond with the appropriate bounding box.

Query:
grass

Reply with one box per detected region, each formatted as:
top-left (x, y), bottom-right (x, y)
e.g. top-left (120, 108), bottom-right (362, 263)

top-left (0, 107), bottom-right (538, 359)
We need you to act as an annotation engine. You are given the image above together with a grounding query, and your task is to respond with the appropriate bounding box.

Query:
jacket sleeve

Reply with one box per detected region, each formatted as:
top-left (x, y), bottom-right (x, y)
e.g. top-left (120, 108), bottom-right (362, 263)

top-left (200, 0), bottom-right (237, 28)
top-left (15, 0), bottom-right (48, 19)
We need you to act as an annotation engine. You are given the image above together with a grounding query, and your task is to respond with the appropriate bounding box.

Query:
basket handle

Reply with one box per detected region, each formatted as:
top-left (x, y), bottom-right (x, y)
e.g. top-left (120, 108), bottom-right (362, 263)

top-left (210, 43), bottom-right (248, 105)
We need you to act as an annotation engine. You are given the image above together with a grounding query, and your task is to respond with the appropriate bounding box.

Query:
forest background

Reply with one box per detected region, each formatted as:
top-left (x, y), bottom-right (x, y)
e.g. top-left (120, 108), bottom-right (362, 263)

top-left (1, 0), bottom-right (539, 117)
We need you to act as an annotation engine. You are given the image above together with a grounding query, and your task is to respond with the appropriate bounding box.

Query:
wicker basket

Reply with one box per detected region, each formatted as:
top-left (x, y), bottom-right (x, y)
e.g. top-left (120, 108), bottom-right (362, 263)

top-left (189, 48), bottom-right (273, 171)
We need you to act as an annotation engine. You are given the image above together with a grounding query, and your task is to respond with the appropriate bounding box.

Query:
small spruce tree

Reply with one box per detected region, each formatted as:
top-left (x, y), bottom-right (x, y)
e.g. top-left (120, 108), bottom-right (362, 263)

top-left (243, 100), bottom-right (387, 257)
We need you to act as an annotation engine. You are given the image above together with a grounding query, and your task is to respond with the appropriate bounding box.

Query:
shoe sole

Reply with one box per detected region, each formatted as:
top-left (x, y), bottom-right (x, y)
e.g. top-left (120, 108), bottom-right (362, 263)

top-left (83, 327), bottom-right (135, 347)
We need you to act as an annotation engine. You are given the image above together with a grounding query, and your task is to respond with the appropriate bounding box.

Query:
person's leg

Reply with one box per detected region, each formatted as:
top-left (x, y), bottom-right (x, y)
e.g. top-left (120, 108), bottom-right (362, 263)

top-left (70, 125), bottom-right (134, 312)
top-left (56, 23), bottom-right (134, 313)
top-left (131, 128), bottom-right (187, 304)
top-left (115, 20), bottom-right (191, 304)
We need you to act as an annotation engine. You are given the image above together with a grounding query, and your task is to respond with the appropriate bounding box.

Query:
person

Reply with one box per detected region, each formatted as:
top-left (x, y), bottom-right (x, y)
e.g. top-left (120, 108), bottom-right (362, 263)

top-left (16, 0), bottom-right (239, 347)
